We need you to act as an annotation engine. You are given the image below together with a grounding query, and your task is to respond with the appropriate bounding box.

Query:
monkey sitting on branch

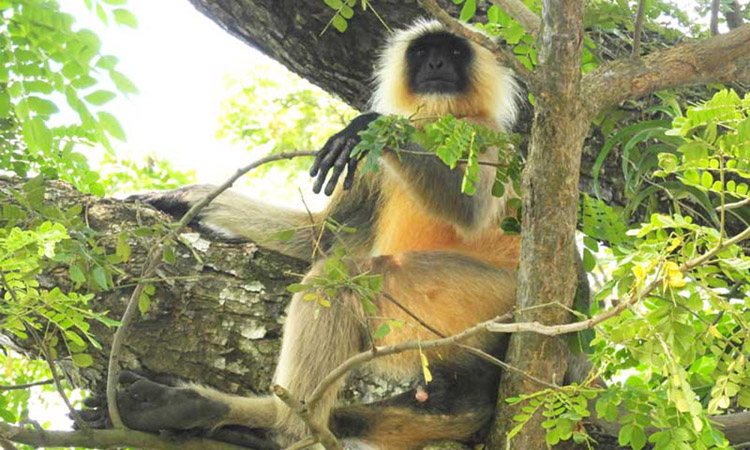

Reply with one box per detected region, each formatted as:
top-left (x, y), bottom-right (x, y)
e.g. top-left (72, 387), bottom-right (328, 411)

top-left (81, 19), bottom-right (529, 450)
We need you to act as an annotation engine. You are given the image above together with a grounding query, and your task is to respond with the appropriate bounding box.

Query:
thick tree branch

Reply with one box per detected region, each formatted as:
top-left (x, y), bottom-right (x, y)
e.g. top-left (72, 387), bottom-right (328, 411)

top-left (584, 24), bottom-right (750, 115)
top-left (487, 0), bottom-right (540, 36)
top-left (0, 422), bottom-right (248, 450)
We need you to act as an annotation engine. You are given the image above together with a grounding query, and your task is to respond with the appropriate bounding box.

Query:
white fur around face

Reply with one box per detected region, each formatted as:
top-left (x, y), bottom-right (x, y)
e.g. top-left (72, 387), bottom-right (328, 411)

top-left (370, 19), bottom-right (519, 131)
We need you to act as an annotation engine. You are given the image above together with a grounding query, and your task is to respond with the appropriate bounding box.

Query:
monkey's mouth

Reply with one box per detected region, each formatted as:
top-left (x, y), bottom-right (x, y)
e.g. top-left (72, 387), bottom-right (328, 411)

top-left (414, 78), bottom-right (461, 94)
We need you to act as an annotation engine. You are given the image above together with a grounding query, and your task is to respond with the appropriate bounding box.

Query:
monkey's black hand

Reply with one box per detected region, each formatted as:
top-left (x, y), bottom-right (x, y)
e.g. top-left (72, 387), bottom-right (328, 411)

top-left (310, 112), bottom-right (380, 196)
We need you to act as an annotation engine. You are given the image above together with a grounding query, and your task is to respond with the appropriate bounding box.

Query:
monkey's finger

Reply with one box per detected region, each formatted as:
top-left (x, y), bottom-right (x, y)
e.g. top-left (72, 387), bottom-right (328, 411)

top-left (313, 141), bottom-right (345, 193)
top-left (310, 134), bottom-right (343, 177)
top-left (324, 140), bottom-right (354, 196)
top-left (343, 154), bottom-right (359, 190)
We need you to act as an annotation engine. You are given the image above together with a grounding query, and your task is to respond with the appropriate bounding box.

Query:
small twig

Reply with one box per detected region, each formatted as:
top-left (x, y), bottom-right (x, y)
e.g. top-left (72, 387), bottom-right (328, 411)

top-left (488, 225), bottom-right (750, 335)
top-left (271, 385), bottom-right (342, 450)
top-left (23, 325), bottom-right (87, 430)
top-left (0, 379), bottom-right (54, 391)
top-left (717, 196), bottom-right (750, 211)
top-left (106, 150), bottom-right (317, 428)
top-left (418, 0), bottom-right (537, 88)
top-left (380, 293), bottom-right (556, 389)
top-left (456, 344), bottom-right (560, 389)
top-left (488, 0), bottom-right (541, 36)
top-left (306, 312), bottom-right (513, 410)
top-left (632, 0), bottom-right (647, 57)
top-left (711, 0), bottom-right (721, 35)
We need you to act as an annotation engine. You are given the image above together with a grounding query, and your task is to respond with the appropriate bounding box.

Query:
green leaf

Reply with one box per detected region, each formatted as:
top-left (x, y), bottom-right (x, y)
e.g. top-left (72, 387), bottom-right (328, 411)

top-left (113, 8), bottom-right (138, 27)
top-left (0, 91), bottom-right (9, 117)
top-left (116, 233), bottom-right (131, 262)
top-left (138, 292), bottom-right (151, 314)
top-left (332, 14), bottom-right (348, 32)
top-left (69, 264), bottom-right (86, 283)
top-left (287, 283), bottom-right (307, 293)
top-left (72, 353), bottom-right (94, 368)
top-left (373, 324), bottom-right (391, 339)
top-left (84, 90), bottom-right (117, 106)
top-left (28, 96), bottom-right (59, 116)
top-left (583, 248), bottom-right (596, 272)
top-left (91, 266), bottom-right (109, 289)
top-left (110, 70), bottom-right (138, 94)
top-left (459, 0), bottom-right (476, 21)
top-left (98, 111), bottom-right (126, 141)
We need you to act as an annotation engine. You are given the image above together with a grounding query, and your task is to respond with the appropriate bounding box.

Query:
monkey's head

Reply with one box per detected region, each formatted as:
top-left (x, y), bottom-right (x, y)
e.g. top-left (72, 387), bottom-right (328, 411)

top-left (372, 19), bottom-right (519, 130)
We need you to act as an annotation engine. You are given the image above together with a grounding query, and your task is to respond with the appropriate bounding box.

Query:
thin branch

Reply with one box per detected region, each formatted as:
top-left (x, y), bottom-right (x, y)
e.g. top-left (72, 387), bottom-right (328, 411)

top-left (711, 0), bottom-right (721, 36)
top-left (0, 379), bottom-right (54, 391)
top-left (718, 196), bottom-right (750, 211)
top-left (632, 0), bottom-right (647, 57)
top-left (487, 0), bottom-right (541, 36)
top-left (106, 150), bottom-right (317, 428)
top-left (489, 225), bottom-right (750, 335)
top-left (0, 421), bottom-right (249, 450)
top-left (306, 312), bottom-right (513, 410)
top-left (23, 325), bottom-right (87, 430)
top-left (418, 0), bottom-right (537, 88)
top-left (584, 24), bottom-right (750, 115)
top-left (455, 344), bottom-right (560, 389)
top-left (271, 385), bottom-right (342, 450)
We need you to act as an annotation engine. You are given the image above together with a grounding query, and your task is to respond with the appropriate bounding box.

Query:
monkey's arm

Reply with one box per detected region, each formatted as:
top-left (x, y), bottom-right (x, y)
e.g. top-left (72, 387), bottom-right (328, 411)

top-left (131, 185), bottom-right (319, 261)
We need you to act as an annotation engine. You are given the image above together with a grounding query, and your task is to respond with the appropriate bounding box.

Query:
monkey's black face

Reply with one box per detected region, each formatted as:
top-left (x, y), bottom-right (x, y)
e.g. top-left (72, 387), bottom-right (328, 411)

top-left (406, 32), bottom-right (474, 95)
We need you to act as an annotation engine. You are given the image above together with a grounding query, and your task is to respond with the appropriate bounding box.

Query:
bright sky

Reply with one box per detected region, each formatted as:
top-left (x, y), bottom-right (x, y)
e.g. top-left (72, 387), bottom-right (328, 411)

top-left (61, 0), bottom-right (279, 187)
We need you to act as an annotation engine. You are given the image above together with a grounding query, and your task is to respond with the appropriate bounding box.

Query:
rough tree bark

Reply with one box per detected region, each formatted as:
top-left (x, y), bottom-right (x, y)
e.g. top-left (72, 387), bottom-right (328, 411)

top-left (488, 1), bottom-right (588, 448)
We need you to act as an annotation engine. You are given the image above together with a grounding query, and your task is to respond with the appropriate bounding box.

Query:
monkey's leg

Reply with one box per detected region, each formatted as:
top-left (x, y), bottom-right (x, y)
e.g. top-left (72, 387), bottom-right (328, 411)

top-left (332, 358), bottom-right (503, 450)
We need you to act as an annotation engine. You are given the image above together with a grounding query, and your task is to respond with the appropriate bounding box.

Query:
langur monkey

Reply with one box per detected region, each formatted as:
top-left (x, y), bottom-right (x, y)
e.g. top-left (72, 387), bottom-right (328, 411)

top-left (83, 19), bottom-right (524, 450)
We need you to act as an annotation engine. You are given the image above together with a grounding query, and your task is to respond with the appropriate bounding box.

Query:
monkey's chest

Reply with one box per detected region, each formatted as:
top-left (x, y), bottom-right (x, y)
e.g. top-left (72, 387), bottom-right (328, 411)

top-left (372, 186), bottom-right (520, 270)
top-left (372, 188), bottom-right (467, 255)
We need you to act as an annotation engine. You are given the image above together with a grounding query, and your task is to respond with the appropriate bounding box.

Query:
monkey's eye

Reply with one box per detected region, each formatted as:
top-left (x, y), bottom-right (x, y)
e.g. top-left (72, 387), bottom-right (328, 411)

top-left (452, 48), bottom-right (461, 56)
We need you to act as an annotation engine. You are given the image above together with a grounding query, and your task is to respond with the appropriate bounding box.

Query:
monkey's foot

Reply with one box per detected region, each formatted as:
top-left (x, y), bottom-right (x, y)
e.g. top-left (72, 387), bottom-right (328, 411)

top-left (76, 372), bottom-right (280, 449)
top-left (78, 371), bottom-right (229, 432)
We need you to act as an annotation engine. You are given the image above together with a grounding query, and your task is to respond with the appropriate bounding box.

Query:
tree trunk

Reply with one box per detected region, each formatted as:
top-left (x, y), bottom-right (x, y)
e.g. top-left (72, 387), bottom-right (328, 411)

top-left (487, 1), bottom-right (588, 448)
